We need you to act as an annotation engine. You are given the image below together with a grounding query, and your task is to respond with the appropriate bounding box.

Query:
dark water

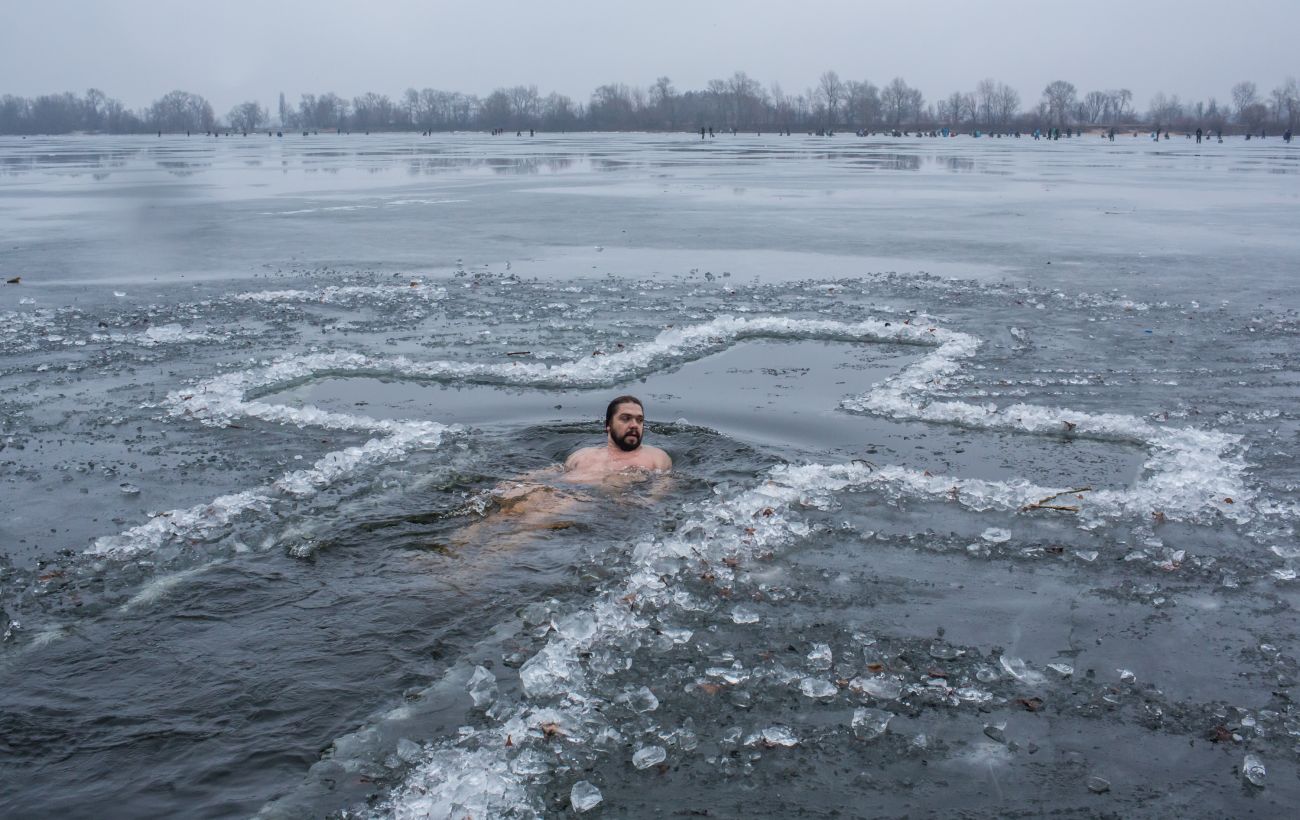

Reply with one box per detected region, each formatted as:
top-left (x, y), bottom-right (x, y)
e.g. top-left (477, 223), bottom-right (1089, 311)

top-left (1, 133), bottom-right (1298, 818)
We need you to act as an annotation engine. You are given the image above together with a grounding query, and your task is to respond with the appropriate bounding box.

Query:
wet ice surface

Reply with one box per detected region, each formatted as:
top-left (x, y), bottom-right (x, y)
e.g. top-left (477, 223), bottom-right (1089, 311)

top-left (1, 133), bottom-right (1299, 818)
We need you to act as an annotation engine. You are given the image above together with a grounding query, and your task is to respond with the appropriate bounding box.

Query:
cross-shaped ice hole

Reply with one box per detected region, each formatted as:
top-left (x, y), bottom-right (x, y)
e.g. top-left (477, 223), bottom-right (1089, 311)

top-left (93, 315), bottom-right (1251, 557)
top-left (266, 337), bottom-right (1147, 489)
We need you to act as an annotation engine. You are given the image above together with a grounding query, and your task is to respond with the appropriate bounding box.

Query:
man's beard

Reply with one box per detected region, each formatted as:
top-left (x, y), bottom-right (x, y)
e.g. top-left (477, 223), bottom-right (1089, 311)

top-left (613, 430), bottom-right (641, 452)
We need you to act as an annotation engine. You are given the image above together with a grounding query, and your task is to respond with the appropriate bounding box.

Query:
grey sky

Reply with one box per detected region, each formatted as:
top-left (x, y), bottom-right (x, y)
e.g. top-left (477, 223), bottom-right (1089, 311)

top-left (4, 0), bottom-right (1297, 115)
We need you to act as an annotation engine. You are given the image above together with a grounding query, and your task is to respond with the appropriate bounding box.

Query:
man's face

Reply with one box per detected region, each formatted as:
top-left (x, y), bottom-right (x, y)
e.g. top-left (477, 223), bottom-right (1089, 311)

top-left (607, 402), bottom-right (644, 452)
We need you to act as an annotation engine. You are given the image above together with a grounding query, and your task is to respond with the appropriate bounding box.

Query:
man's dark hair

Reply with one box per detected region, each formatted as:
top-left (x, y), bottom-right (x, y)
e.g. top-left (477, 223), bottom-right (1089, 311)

top-left (605, 395), bottom-right (644, 428)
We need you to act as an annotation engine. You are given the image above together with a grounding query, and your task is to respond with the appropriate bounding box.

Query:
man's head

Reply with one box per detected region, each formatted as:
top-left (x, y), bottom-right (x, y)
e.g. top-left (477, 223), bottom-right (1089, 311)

top-left (604, 395), bottom-right (645, 452)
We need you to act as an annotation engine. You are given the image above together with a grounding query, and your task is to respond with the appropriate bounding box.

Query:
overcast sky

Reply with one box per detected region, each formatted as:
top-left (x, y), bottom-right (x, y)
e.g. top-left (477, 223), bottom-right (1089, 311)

top-left (4, 0), bottom-right (1297, 114)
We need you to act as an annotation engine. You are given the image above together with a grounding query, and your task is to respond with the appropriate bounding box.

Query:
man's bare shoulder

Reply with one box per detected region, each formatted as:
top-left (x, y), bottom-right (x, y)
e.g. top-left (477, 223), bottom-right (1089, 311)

top-left (641, 444), bottom-right (672, 471)
top-left (564, 446), bottom-right (604, 469)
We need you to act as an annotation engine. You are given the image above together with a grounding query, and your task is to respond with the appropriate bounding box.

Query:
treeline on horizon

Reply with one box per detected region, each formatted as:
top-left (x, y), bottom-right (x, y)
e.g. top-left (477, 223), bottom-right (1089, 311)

top-left (2, 72), bottom-right (1298, 136)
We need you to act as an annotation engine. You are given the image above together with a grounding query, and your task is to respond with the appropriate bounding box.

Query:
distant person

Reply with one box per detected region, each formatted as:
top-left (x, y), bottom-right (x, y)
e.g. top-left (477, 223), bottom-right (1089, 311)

top-left (1196, 127), bottom-right (1202, 144)
top-left (1285, 129), bottom-right (1292, 143)
top-left (700, 127), bottom-right (705, 139)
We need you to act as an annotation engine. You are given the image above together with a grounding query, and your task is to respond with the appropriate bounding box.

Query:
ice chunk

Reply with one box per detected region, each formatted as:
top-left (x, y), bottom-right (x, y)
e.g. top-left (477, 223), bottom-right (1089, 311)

top-left (661, 627), bottom-right (693, 645)
top-left (1117, 668), bottom-right (1136, 684)
top-left (928, 642), bottom-right (964, 660)
top-left (632, 745), bottom-right (667, 769)
top-left (509, 749), bottom-right (550, 776)
top-left (999, 656), bottom-right (1047, 685)
top-left (849, 675), bottom-right (903, 700)
top-left (705, 666), bottom-right (749, 685)
top-left (1086, 775), bottom-right (1111, 793)
top-left (981, 527), bottom-right (1011, 543)
top-left (758, 726), bottom-right (799, 747)
top-left (852, 707), bottom-right (893, 741)
top-left (518, 644), bottom-right (584, 698)
top-left (1046, 663), bottom-right (1074, 677)
top-left (1242, 754), bottom-right (1266, 787)
top-left (620, 686), bottom-right (659, 713)
top-left (956, 687), bottom-right (994, 704)
top-left (466, 665), bottom-right (498, 707)
top-left (806, 642), bottom-right (833, 670)
top-left (553, 612), bottom-right (598, 642)
top-left (731, 604), bottom-right (760, 624)
top-left (571, 780), bottom-right (603, 813)
top-left (983, 722), bottom-right (1007, 743)
top-left (799, 677), bottom-right (838, 698)
top-left (395, 737), bottom-right (424, 764)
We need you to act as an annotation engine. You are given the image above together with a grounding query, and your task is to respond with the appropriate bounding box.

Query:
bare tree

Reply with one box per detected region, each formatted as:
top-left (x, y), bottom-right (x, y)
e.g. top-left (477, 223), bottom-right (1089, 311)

top-left (881, 77), bottom-right (922, 127)
top-left (541, 92), bottom-right (578, 130)
top-left (727, 71), bottom-right (763, 128)
top-left (975, 78), bottom-right (996, 127)
top-left (1041, 80), bottom-right (1077, 127)
top-left (296, 93), bottom-right (347, 130)
top-left (481, 89), bottom-right (512, 128)
top-left (938, 91), bottom-right (975, 128)
top-left (817, 70), bottom-right (845, 128)
top-left (228, 101), bottom-right (267, 132)
top-left (1231, 81), bottom-right (1259, 121)
top-left (844, 80), bottom-right (880, 130)
top-left (1147, 92), bottom-right (1184, 126)
top-left (589, 83), bottom-right (635, 129)
top-left (350, 92), bottom-right (394, 131)
top-left (1080, 91), bottom-right (1108, 123)
top-left (1270, 77), bottom-right (1298, 129)
top-left (649, 76), bottom-right (676, 128)
top-left (1239, 101), bottom-right (1269, 131)
top-left (507, 85), bottom-right (541, 126)
top-left (770, 81), bottom-right (797, 130)
top-left (993, 83), bottom-right (1020, 128)
top-left (1203, 98), bottom-right (1227, 131)
top-left (148, 90), bottom-right (215, 132)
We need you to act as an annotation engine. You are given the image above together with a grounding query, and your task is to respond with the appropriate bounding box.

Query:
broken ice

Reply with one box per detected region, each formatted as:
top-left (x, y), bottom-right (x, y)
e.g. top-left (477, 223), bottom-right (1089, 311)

top-left (731, 605), bottom-right (760, 624)
top-left (799, 677), bottom-right (838, 698)
top-left (570, 780), bottom-right (603, 813)
top-left (852, 707), bottom-right (893, 741)
top-left (466, 665), bottom-right (498, 707)
top-left (1242, 754), bottom-right (1266, 787)
top-left (806, 642), bottom-right (833, 669)
top-left (632, 745), bottom-right (667, 769)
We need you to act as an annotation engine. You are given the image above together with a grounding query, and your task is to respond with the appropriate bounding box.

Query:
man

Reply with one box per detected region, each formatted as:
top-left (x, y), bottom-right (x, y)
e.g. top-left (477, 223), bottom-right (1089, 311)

top-left (445, 396), bottom-right (669, 550)
top-left (563, 395), bottom-right (672, 481)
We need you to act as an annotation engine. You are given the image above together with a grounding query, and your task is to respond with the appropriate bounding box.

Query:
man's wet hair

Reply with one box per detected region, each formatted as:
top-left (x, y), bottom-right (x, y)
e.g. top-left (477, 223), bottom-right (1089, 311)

top-left (605, 395), bottom-right (644, 428)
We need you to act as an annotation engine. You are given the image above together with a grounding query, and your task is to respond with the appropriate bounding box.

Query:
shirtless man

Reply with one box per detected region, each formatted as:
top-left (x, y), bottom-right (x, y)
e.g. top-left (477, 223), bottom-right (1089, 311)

top-left (563, 395), bottom-right (672, 481)
top-left (445, 396), bottom-right (670, 550)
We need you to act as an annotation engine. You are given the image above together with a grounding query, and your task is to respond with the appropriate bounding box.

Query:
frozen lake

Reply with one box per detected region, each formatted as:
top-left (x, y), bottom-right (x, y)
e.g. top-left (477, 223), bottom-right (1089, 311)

top-left (1, 132), bottom-right (1298, 818)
